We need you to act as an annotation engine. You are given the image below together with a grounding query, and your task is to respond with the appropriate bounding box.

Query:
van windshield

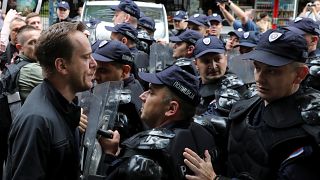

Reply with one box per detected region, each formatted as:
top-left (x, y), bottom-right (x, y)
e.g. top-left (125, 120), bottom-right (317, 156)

top-left (83, 4), bottom-right (167, 40)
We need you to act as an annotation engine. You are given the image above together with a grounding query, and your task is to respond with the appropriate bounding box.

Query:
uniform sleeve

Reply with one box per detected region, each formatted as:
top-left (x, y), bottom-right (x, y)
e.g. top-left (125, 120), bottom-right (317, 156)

top-left (6, 114), bottom-right (50, 180)
top-left (277, 146), bottom-right (320, 180)
top-left (18, 63), bottom-right (44, 102)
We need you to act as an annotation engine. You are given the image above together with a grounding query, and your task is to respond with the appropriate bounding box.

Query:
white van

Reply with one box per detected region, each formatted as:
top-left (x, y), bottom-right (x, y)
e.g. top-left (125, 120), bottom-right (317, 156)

top-left (81, 1), bottom-right (169, 43)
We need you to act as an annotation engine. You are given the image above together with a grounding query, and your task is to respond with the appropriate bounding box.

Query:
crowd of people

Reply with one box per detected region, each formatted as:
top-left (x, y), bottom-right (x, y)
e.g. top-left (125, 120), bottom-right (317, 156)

top-left (0, 0), bottom-right (320, 180)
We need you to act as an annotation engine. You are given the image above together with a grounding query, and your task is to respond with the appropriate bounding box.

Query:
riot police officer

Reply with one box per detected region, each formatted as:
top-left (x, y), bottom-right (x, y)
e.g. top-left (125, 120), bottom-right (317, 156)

top-left (92, 40), bottom-right (144, 141)
top-left (193, 36), bottom-right (247, 117)
top-left (106, 23), bottom-right (149, 73)
top-left (169, 29), bottom-right (203, 75)
top-left (285, 17), bottom-right (320, 91)
top-left (98, 65), bottom-right (218, 180)
top-left (183, 29), bottom-right (320, 180)
top-left (171, 10), bottom-right (188, 36)
top-left (285, 17), bottom-right (320, 58)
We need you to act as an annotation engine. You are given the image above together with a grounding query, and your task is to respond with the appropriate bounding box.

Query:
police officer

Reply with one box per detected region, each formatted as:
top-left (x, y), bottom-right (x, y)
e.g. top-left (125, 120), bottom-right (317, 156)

top-left (228, 31), bottom-right (260, 83)
top-left (169, 29), bottom-right (203, 75)
top-left (106, 23), bottom-right (149, 73)
top-left (208, 13), bottom-right (223, 38)
top-left (98, 65), bottom-right (217, 180)
top-left (55, 1), bottom-right (72, 24)
top-left (136, 16), bottom-right (156, 54)
top-left (194, 36), bottom-right (247, 116)
top-left (111, 0), bottom-right (140, 28)
top-left (171, 10), bottom-right (188, 36)
top-left (285, 17), bottom-right (320, 58)
top-left (285, 17), bottom-right (320, 90)
top-left (92, 40), bottom-right (144, 141)
top-left (138, 16), bottom-right (156, 39)
top-left (186, 14), bottom-right (210, 36)
top-left (183, 29), bottom-right (320, 180)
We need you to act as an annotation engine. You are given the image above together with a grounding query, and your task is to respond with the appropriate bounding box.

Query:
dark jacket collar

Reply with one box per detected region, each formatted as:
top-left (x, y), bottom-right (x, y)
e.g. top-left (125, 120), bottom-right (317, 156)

top-left (44, 79), bottom-right (81, 129)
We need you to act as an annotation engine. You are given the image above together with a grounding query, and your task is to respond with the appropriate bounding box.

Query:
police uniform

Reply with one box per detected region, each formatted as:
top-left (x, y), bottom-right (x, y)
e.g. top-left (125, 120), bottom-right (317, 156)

top-left (192, 36), bottom-right (248, 117)
top-left (185, 14), bottom-right (211, 32)
top-left (54, 1), bottom-right (72, 24)
top-left (285, 17), bottom-right (320, 91)
top-left (100, 65), bottom-right (219, 180)
top-left (169, 29), bottom-right (203, 76)
top-left (224, 29), bottom-right (320, 180)
top-left (92, 40), bottom-right (145, 142)
top-left (170, 11), bottom-right (188, 37)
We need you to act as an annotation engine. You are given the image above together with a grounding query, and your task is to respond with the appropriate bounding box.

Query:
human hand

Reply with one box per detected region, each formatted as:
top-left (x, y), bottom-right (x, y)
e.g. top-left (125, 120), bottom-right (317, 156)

top-left (217, 2), bottom-right (226, 10)
top-left (183, 148), bottom-right (216, 180)
top-left (4, 9), bottom-right (21, 23)
top-left (98, 130), bottom-right (120, 156)
top-left (78, 108), bottom-right (88, 134)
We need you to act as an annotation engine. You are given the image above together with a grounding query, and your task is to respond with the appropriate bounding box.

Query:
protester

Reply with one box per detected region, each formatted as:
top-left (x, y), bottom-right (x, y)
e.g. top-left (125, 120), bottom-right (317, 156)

top-left (0, 18), bottom-right (26, 70)
top-left (5, 21), bottom-right (97, 179)
top-left (256, 12), bottom-right (271, 33)
top-left (25, 12), bottom-right (43, 31)
top-left (299, 0), bottom-right (320, 21)
top-left (0, 25), bottom-right (42, 179)
top-left (218, 0), bottom-right (258, 31)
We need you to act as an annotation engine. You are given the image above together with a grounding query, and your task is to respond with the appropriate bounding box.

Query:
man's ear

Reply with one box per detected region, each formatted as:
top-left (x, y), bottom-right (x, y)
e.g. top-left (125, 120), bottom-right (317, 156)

top-left (124, 13), bottom-right (131, 22)
top-left (16, 43), bottom-right (22, 51)
top-left (187, 45), bottom-right (195, 54)
top-left (312, 35), bottom-right (319, 42)
top-left (194, 58), bottom-right (200, 70)
top-left (121, 64), bottom-right (131, 77)
top-left (165, 100), bottom-right (179, 117)
top-left (121, 37), bottom-right (128, 44)
top-left (55, 58), bottom-right (68, 75)
top-left (294, 65), bottom-right (309, 84)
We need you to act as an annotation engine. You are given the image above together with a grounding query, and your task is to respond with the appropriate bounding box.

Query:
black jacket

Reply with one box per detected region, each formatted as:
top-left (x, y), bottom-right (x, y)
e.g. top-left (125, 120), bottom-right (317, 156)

top-left (6, 79), bottom-right (81, 180)
top-left (0, 42), bottom-right (18, 70)
top-left (105, 121), bottom-right (217, 180)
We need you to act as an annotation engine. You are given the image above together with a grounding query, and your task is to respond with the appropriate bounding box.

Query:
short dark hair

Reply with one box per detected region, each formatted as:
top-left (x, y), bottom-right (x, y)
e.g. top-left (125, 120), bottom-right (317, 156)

top-left (259, 12), bottom-right (268, 20)
top-left (35, 21), bottom-right (86, 75)
top-left (25, 12), bottom-right (40, 24)
top-left (16, 25), bottom-right (39, 45)
top-left (163, 86), bottom-right (196, 120)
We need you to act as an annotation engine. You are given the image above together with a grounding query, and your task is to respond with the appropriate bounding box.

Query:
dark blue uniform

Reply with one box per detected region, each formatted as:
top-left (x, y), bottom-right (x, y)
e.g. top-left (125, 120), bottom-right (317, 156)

top-left (225, 88), bottom-right (320, 180)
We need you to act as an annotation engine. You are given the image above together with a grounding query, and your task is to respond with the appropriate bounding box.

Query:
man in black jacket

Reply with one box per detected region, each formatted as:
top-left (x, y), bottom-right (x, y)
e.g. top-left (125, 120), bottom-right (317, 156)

top-left (5, 22), bottom-right (97, 180)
